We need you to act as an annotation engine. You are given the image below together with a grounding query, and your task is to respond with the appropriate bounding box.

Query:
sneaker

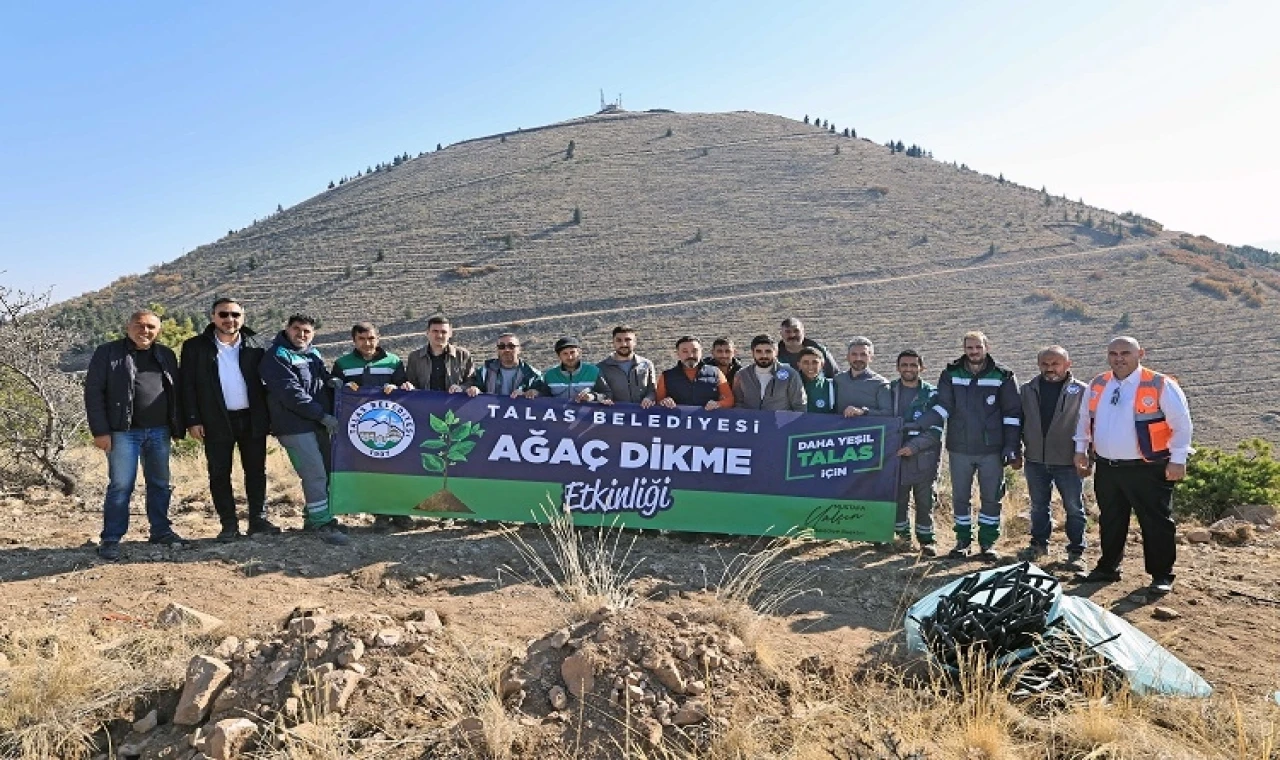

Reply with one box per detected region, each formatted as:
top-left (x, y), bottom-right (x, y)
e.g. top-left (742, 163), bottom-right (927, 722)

top-left (307, 520), bottom-right (351, 546)
top-left (1017, 545), bottom-right (1048, 562)
top-left (948, 542), bottom-right (971, 559)
top-left (1063, 552), bottom-right (1086, 572)
top-left (217, 526), bottom-right (241, 543)
top-left (920, 543), bottom-right (939, 558)
top-left (97, 541), bottom-right (121, 561)
top-left (247, 517), bottom-right (282, 536)
top-left (148, 532), bottom-right (192, 547)
top-left (1148, 577), bottom-right (1175, 596)
top-left (979, 545), bottom-right (1001, 561)
top-left (1073, 568), bottom-right (1122, 584)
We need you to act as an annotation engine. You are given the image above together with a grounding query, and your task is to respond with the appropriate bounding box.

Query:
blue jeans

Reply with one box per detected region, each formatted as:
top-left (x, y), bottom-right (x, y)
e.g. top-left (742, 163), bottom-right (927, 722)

top-left (101, 427), bottom-right (173, 543)
top-left (1024, 461), bottom-right (1086, 554)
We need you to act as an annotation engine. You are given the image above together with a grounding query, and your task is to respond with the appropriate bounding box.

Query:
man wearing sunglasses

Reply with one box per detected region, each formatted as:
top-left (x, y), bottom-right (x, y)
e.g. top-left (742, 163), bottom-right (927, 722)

top-left (466, 333), bottom-right (542, 397)
top-left (1073, 336), bottom-right (1192, 596)
top-left (180, 298), bottom-right (276, 542)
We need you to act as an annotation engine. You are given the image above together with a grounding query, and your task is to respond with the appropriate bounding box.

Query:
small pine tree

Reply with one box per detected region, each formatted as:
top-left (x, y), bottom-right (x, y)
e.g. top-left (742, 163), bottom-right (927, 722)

top-left (665, 127), bottom-right (673, 137)
top-left (803, 115), bottom-right (810, 124)
top-left (247, 256), bottom-right (258, 270)
top-left (364, 263), bottom-right (374, 276)
top-left (998, 173), bottom-right (1005, 183)
top-left (895, 140), bottom-right (905, 153)
top-left (566, 140), bottom-right (575, 159)
top-left (694, 228), bottom-right (703, 243)
top-left (343, 264), bottom-right (352, 279)
top-left (834, 145), bottom-right (840, 155)
top-left (988, 243), bottom-right (997, 256)
top-left (850, 127), bottom-right (857, 138)
top-left (500, 135), bottom-right (506, 143)
top-left (829, 124), bottom-right (835, 133)
top-left (572, 207), bottom-right (582, 224)
top-left (375, 250), bottom-right (385, 262)
top-left (328, 180), bottom-right (334, 189)
top-left (842, 127), bottom-right (849, 137)
top-left (437, 143), bottom-right (443, 151)
top-left (276, 203), bottom-right (283, 213)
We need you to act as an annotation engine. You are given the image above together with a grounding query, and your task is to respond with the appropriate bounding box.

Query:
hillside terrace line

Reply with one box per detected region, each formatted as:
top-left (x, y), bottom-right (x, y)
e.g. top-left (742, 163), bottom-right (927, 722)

top-left (312, 238), bottom-right (1158, 351)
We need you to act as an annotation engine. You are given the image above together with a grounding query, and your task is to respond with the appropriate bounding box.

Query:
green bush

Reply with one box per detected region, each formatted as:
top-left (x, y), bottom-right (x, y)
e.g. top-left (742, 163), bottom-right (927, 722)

top-left (1178, 438), bottom-right (1280, 522)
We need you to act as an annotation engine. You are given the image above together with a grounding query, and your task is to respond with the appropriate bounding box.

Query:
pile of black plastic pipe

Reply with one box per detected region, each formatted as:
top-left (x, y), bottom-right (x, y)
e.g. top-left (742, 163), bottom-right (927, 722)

top-left (914, 562), bottom-right (1061, 669)
top-left (1009, 628), bottom-right (1125, 711)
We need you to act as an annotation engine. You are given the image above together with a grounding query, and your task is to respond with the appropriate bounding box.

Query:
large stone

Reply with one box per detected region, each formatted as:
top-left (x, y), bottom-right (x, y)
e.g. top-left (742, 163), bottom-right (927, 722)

top-left (371, 629), bottom-right (402, 648)
top-left (265, 658), bottom-right (297, 686)
top-left (673, 700), bottom-right (708, 726)
top-left (561, 652), bottom-right (595, 698)
top-left (407, 608), bottom-right (444, 633)
top-left (321, 670), bottom-right (363, 713)
top-left (158, 603), bottom-right (225, 635)
top-left (287, 615), bottom-right (332, 637)
top-left (1184, 528), bottom-right (1212, 544)
top-left (336, 639), bottom-right (365, 666)
top-left (206, 717), bottom-right (257, 760)
top-left (548, 685), bottom-right (569, 710)
top-left (131, 709), bottom-right (159, 734)
top-left (174, 656), bottom-right (233, 725)
top-left (1152, 606), bottom-right (1181, 621)
top-left (1225, 504), bottom-right (1277, 526)
top-left (651, 662), bottom-right (686, 694)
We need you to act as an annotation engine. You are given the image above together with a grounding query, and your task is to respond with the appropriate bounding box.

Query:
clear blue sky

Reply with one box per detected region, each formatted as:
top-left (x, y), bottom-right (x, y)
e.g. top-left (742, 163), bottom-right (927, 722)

top-left (3, 0), bottom-right (1276, 302)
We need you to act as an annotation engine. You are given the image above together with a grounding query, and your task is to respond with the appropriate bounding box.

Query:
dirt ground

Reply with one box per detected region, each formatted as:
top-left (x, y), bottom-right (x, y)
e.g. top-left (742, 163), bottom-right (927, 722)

top-left (1, 448), bottom-right (1279, 757)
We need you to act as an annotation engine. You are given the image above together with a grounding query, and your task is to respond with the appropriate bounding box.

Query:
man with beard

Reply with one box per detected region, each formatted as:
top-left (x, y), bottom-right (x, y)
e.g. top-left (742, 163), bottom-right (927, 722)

top-left (834, 336), bottom-right (893, 417)
top-left (1017, 346), bottom-right (1088, 570)
top-left (1073, 336), bottom-right (1192, 596)
top-left (702, 337), bottom-right (744, 385)
top-left (925, 331), bottom-right (1022, 560)
top-left (776, 317), bottom-right (839, 378)
top-left (796, 347), bottom-right (837, 413)
top-left (890, 350), bottom-right (943, 556)
top-left (655, 336), bottom-right (734, 410)
top-left (180, 298), bottom-right (277, 543)
top-left (260, 314), bottom-right (350, 546)
top-left (466, 333), bottom-right (542, 397)
top-left (405, 316), bottom-right (474, 393)
top-left (733, 335), bottom-right (806, 411)
top-left (529, 337), bottom-right (610, 402)
top-left (596, 325), bottom-right (657, 407)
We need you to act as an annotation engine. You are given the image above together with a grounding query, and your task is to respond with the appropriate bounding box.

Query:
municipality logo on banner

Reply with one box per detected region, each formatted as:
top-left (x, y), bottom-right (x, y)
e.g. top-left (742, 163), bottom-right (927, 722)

top-left (348, 400), bottom-right (416, 458)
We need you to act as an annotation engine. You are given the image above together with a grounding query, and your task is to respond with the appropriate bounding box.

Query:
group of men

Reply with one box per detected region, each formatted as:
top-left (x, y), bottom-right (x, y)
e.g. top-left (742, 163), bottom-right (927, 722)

top-left (85, 304), bottom-right (1192, 596)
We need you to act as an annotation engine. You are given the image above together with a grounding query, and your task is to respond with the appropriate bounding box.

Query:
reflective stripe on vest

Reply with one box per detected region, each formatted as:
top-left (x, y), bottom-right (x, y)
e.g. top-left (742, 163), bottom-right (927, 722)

top-left (1087, 367), bottom-right (1173, 461)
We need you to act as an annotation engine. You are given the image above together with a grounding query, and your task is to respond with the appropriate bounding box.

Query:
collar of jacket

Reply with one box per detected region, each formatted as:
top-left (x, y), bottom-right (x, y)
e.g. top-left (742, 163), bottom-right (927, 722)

top-left (945, 354), bottom-right (1008, 377)
top-left (425, 343), bottom-right (458, 358)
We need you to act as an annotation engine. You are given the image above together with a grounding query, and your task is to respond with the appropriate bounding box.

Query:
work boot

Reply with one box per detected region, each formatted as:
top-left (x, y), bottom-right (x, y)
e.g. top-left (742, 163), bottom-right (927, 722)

top-left (306, 520), bottom-right (351, 546)
top-left (97, 541), bottom-right (121, 561)
top-left (979, 545), bottom-right (1001, 561)
top-left (920, 543), bottom-right (938, 558)
top-left (948, 542), bottom-right (971, 559)
top-left (247, 517), bottom-right (282, 536)
top-left (1017, 544), bottom-right (1048, 562)
top-left (216, 525), bottom-right (241, 543)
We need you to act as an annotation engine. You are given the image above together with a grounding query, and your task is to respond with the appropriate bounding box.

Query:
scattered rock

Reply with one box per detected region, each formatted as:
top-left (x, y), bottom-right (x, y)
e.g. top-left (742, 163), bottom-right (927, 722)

top-left (1209, 518), bottom-right (1255, 546)
top-left (673, 700), bottom-right (708, 726)
top-left (157, 603), bottom-right (225, 635)
top-left (372, 629), bottom-right (402, 648)
top-left (131, 709), bottom-right (158, 734)
top-left (1184, 529), bottom-right (1212, 544)
top-left (561, 651), bottom-right (595, 698)
top-left (407, 608), bottom-right (444, 632)
top-left (454, 716), bottom-right (485, 740)
top-left (321, 670), bottom-right (363, 713)
top-left (287, 615), bottom-right (332, 637)
top-left (500, 674), bottom-right (527, 699)
top-left (212, 636), bottom-right (240, 660)
top-left (651, 661), bottom-right (686, 694)
top-left (336, 639), bottom-right (364, 666)
top-left (639, 717), bottom-right (664, 746)
top-left (548, 628), bottom-right (571, 649)
top-left (1152, 606), bottom-right (1181, 621)
top-left (206, 717), bottom-right (256, 760)
top-left (175, 655), bottom-right (233, 725)
top-left (548, 685), bottom-right (569, 710)
top-left (265, 658), bottom-right (297, 686)
top-left (0, 652), bottom-right (9, 670)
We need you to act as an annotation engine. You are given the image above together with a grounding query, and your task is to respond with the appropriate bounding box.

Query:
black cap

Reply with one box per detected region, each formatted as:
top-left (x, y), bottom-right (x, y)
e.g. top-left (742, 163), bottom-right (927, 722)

top-left (554, 336), bottom-right (581, 353)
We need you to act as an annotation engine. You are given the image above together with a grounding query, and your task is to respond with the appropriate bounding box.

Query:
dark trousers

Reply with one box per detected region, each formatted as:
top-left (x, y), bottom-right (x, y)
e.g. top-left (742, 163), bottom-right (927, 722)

top-left (203, 412), bottom-right (268, 527)
top-left (1094, 460), bottom-right (1176, 580)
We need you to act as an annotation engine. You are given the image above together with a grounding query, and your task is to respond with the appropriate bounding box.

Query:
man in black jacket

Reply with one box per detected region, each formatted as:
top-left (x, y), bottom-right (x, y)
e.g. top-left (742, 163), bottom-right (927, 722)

top-left (180, 298), bottom-right (278, 542)
top-left (84, 310), bottom-right (187, 560)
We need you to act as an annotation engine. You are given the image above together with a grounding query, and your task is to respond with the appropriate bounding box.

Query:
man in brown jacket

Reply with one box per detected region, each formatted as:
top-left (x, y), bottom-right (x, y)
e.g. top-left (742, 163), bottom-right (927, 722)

top-left (406, 316), bottom-right (475, 393)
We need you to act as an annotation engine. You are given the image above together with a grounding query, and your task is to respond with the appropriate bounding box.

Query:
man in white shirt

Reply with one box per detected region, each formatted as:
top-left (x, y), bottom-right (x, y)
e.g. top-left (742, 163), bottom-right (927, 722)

top-left (1072, 336), bottom-right (1193, 595)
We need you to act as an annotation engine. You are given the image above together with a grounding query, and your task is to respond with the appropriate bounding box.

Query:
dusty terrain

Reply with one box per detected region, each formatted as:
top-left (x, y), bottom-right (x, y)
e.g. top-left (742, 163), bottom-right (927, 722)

top-left (1, 448), bottom-right (1278, 758)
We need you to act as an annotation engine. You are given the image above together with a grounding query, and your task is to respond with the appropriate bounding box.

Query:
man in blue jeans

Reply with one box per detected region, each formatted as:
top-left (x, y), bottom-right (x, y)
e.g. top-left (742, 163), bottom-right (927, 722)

top-left (84, 310), bottom-right (189, 560)
top-left (1017, 345), bottom-right (1088, 570)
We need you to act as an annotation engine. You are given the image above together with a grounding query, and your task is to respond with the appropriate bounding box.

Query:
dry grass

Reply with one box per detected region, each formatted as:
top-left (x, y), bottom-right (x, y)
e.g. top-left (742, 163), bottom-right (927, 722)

top-left (0, 621), bottom-right (199, 760)
top-left (695, 530), bottom-right (817, 645)
top-left (502, 498), bottom-right (643, 621)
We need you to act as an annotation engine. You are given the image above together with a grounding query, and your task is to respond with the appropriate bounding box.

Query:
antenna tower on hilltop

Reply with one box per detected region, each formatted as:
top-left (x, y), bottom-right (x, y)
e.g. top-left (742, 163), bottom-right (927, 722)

top-left (598, 89), bottom-right (622, 114)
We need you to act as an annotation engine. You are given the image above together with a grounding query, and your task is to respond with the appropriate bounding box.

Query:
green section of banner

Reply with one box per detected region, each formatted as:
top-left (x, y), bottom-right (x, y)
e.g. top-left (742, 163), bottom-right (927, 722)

top-left (331, 471), bottom-right (895, 541)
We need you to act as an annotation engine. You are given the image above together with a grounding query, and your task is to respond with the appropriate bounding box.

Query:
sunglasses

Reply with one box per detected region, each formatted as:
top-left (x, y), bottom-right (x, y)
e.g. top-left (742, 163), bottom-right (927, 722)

top-left (497, 343), bottom-right (519, 349)
top-left (1110, 387), bottom-right (1121, 406)
top-left (217, 311), bottom-right (243, 319)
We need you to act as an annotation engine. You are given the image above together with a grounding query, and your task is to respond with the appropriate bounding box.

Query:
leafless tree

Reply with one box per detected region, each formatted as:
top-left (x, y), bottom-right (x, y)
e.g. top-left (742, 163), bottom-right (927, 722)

top-left (0, 281), bottom-right (86, 494)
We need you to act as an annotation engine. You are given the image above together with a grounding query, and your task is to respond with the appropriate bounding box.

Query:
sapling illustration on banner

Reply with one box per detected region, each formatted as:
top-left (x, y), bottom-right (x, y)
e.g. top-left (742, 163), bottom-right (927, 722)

top-left (415, 409), bottom-right (482, 513)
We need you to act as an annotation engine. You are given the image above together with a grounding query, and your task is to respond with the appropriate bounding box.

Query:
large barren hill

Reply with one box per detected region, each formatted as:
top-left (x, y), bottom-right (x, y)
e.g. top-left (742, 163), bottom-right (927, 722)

top-left (60, 110), bottom-right (1280, 446)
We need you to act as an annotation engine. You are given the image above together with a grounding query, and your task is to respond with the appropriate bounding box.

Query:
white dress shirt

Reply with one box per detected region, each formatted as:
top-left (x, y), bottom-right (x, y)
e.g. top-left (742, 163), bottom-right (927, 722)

top-left (215, 334), bottom-right (251, 411)
top-left (1074, 366), bottom-right (1193, 464)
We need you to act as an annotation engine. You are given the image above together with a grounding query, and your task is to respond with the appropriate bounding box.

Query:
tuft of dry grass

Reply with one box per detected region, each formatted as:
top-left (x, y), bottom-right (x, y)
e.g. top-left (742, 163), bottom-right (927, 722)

top-left (502, 497), bottom-right (643, 621)
top-left (695, 530), bottom-right (817, 645)
top-left (0, 622), bottom-right (199, 760)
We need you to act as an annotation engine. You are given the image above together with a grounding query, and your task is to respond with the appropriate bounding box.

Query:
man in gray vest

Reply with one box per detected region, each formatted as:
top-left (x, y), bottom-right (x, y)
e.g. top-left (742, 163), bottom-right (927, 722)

top-left (1018, 346), bottom-right (1088, 570)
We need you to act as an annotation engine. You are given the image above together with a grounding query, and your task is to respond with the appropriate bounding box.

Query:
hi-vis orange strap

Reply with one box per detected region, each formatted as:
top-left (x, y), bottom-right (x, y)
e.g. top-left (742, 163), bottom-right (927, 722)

top-left (1088, 367), bottom-right (1173, 461)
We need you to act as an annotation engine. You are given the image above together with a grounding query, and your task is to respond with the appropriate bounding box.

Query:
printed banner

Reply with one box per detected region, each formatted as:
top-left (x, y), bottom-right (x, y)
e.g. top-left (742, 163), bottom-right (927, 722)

top-left (331, 389), bottom-right (901, 541)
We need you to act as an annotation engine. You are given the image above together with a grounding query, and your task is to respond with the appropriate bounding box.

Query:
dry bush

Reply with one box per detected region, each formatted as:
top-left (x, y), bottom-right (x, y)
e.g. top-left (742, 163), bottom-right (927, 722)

top-left (502, 498), bottom-right (643, 621)
top-left (451, 264), bottom-right (500, 279)
top-left (0, 622), bottom-right (199, 760)
top-left (695, 530), bottom-right (816, 645)
top-left (1193, 276), bottom-right (1236, 300)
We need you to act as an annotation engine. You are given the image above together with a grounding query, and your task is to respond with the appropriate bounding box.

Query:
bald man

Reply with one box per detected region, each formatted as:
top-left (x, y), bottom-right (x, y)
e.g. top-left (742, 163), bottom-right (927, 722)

top-left (1073, 336), bottom-right (1193, 596)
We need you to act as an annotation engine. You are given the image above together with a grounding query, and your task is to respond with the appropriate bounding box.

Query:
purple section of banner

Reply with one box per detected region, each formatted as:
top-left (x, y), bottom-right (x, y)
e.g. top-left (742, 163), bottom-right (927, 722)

top-left (334, 390), bottom-right (902, 502)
